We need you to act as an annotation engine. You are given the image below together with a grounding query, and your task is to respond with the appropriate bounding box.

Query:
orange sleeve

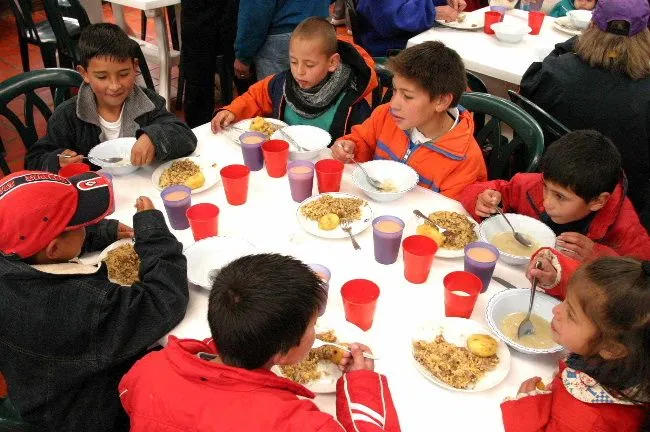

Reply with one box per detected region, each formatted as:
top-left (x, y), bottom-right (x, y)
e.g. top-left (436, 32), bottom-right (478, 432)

top-left (221, 75), bottom-right (275, 121)
top-left (342, 106), bottom-right (386, 162)
top-left (439, 143), bottom-right (488, 199)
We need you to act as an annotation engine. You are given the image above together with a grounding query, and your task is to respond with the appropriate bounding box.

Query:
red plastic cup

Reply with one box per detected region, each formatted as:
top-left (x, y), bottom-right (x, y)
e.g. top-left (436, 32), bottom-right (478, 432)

top-left (261, 139), bottom-right (290, 178)
top-left (443, 271), bottom-right (483, 318)
top-left (315, 159), bottom-right (344, 193)
top-left (341, 279), bottom-right (380, 331)
top-left (402, 235), bottom-right (438, 284)
top-left (484, 11), bottom-right (502, 35)
top-left (186, 203), bottom-right (220, 241)
top-left (528, 11), bottom-right (545, 35)
top-left (58, 162), bottom-right (90, 178)
top-left (220, 164), bottom-right (250, 205)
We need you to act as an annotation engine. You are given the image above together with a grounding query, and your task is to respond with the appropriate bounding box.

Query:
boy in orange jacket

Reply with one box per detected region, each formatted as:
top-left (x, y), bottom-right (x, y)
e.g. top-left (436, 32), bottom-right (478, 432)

top-left (211, 17), bottom-right (377, 141)
top-left (331, 41), bottom-right (487, 198)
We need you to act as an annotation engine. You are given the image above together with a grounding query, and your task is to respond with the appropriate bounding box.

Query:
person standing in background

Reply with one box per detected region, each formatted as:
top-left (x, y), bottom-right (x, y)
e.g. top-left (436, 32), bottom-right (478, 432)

top-left (234, 0), bottom-right (329, 81)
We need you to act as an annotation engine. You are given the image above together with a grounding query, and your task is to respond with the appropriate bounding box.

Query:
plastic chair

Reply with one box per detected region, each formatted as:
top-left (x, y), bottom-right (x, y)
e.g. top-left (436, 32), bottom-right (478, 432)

top-left (43, 0), bottom-right (89, 68)
top-left (0, 69), bottom-right (83, 154)
top-left (466, 71), bottom-right (488, 93)
top-left (0, 138), bottom-right (10, 176)
top-left (507, 90), bottom-right (571, 147)
top-left (459, 92), bottom-right (544, 180)
top-left (0, 397), bottom-right (38, 431)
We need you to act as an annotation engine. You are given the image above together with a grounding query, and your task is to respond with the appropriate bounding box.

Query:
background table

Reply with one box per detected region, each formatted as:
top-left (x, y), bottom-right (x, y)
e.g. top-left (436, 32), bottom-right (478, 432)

top-left (101, 123), bottom-right (563, 431)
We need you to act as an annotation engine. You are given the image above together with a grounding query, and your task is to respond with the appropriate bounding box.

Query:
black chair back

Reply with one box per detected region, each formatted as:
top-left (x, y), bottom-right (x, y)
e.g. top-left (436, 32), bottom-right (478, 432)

top-left (507, 90), bottom-right (571, 148)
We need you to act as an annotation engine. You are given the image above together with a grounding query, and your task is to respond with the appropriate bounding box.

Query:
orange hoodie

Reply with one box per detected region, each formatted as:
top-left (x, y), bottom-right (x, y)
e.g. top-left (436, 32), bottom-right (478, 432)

top-left (342, 104), bottom-right (487, 198)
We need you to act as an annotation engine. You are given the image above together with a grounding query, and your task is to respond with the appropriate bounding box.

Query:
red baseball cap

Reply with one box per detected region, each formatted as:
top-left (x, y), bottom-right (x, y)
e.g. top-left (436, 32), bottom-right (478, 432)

top-left (0, 171), bottom-right (113, 258)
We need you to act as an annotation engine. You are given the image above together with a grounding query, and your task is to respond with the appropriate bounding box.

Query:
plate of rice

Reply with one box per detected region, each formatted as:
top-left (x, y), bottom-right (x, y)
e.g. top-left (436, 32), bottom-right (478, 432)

top-left (296, 192), bottom-right (373, 239)
top-left (411, 317), bottom-right (510, 392)
top-left (226, 117), bottom-right (288, 143)
top-left (99, 239), bottom-right (140, 286)
top-left (151, 157), bottom-right (220, 194)
top-left (407, 210), bottom-right (479, 258)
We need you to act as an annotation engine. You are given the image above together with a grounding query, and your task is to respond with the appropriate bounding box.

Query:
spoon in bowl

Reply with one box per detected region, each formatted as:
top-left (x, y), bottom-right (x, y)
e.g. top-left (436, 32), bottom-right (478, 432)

top-left (517, 261), bottom-right (543, 339)
top-left (494, 207), bottom-right (532, 248)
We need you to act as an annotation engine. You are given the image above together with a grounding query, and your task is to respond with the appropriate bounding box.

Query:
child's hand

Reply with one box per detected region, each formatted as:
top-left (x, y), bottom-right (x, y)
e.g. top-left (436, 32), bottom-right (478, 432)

top-left (117, 223), bottom-right (134, 239)
top-left (134, 196), bottom-right (155, 212)
top-left (557, 232), bottom-right (595, 262)
top-left (331, 140), bottom-right (356, 162)
top-left (234, 59), bottom-right (251, 80)
top-left (211, 110), bottom-right (236, 134)
top-left (517, 377), bottom-right (543, 394)
top-left (131, 134), bottom-right (156, 166)
top-left (527, 256), bottom-right (556, 286)
top-left (435, 5), bottom-right (460, 22)
top-left (448, 0), bottom-right (467, 11)
top-left (338, 343), bottom-right (374, 373)
top-left (58, 149), bottom-right (83, 168)
top-left (475, 189), bottom-right (502, 218)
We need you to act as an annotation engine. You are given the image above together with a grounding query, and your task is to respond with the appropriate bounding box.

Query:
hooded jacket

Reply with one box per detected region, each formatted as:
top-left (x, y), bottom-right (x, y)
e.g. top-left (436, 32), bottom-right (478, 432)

top-left (119, 336), bottom-right (401, 431)
top-left (223, 40), bottom-right (378, 142)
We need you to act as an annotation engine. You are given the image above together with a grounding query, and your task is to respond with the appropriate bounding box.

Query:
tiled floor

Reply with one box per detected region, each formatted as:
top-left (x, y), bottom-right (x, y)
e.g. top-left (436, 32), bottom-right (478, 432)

top-left (0, 4), bottom-right (183, 174)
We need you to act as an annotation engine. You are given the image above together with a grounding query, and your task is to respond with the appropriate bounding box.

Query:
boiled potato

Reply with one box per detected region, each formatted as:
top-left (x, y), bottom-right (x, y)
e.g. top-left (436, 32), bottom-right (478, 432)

top-left (318, 213), bottom-right (340, 231)
top-left (536, 380), bottom-right (546, 391)
top-left (467, 334), bottom-right (498, 358)
top-left (183, 171), bottom-right (206, 190)
top-left (416, 223), bottom-right (445, 246)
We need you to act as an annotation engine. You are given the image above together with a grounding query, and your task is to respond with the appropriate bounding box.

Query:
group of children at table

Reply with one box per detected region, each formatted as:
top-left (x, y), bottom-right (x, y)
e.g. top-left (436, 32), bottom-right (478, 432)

top-left (0, 6), bottom-right (649, 431)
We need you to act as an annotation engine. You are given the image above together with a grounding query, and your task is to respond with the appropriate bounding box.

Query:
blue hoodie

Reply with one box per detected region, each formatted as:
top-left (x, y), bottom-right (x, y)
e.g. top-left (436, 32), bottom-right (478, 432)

top-left (235, 0), bottom-right (329, 65)
top-left (356, 0), bottom-right (448, 57)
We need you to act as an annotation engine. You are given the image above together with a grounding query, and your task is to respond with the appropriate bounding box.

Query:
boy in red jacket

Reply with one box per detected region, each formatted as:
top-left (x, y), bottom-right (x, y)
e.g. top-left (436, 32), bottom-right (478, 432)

top-left (119, 253), bottom-right (401, 431)
top-left (460, 130), bottom-right (650, 265)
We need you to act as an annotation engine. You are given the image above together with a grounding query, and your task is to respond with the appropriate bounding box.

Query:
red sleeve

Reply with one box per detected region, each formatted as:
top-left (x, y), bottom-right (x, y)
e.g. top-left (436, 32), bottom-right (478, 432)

top-left (458, 175), bottom-right (524, 221)
top-left (222, 75), bottom-right (275, 121)
top-left (597, 198), bottom-right (650, 260)
top-left (501, 393), bottom-right (552, 432)
top-left (342, 106), bottom-right (384, 162)
top-left (531, 248), bottom-right (580, 300)
top-left (336, 370), bottom-right (401, 432)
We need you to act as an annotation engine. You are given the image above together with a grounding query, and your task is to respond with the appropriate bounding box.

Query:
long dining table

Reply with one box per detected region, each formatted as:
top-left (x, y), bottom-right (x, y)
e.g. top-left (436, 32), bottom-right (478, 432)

top-left (100, 123), bottom-right (563, 431)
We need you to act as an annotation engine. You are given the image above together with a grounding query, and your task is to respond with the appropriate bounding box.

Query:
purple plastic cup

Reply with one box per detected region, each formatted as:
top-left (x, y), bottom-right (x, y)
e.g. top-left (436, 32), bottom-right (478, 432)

top-left (372, 215), bottom-right (405, 265)
top-left (464, 241), bottom-right (500, 293)
top-left (287, 160), bottom-right (315, 203)
top-left (239, 131), bottom-right (267, 171)
top-left (309, 263), bottom-right (331, 316)
top-left (161, 185), bottom-right (192, 230)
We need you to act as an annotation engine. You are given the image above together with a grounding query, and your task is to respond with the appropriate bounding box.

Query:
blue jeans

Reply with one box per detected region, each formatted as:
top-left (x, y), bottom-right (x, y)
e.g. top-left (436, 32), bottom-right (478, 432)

top-left (255, 32), bottom-right (291, 80)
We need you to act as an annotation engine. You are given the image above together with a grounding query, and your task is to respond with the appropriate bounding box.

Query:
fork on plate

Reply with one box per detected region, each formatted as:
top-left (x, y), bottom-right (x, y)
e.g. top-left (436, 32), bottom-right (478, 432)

top-left (340, 219), bottom-right (361, 250)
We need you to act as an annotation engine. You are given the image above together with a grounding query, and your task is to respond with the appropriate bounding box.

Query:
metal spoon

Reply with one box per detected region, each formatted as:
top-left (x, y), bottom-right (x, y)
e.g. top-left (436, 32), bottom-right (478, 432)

top-left (348, 157), bottom-right (384, 191)
top-left (413, 209), bottom-right (448, 235)
top-left (494, 207), bottom-right (532, 248)
top-left (312, 339), bottom-right (378, 360)
top-left (58, 154), bottom-right (124, 164)
top-left (277, 127), bottom-right (309, 152)
top-left (517, 261), bottom-right (542, 339)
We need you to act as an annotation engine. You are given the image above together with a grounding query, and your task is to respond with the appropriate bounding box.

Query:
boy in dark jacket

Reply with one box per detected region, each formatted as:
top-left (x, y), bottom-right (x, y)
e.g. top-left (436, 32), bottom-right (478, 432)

top-left (212, 17), bottom-right (378, 142)
top-left (0, 171), bottom-right (189, 431)
top-left (26, 23), bottom-right (197, 173)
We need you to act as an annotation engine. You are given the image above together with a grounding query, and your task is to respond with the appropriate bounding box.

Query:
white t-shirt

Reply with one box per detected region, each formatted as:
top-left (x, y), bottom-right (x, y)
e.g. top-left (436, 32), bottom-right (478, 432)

top-left (99, 107), bottom-right (124, 141)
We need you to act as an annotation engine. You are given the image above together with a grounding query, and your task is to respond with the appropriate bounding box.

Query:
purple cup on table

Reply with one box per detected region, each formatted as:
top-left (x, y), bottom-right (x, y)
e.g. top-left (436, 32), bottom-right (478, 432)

top-left (239, 131), bottom-right (267, 171)
top-left (309, 263), bottom-right (331, 316)
top-left (490, 5), bottom-right (506, 21)
top-left (287, 160), bottom-right (315, 203)
top-left (372, 215), bottom-right (405, 265)
top-left (464, 241), bottom-right (500, 293)
top-left (161, 185), bottom-right (192, 230)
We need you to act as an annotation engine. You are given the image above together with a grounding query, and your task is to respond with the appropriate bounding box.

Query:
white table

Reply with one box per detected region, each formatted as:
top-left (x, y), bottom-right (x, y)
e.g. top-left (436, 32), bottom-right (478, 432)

top-left (407, 8), bottom-right (571, 85)
top-left (104, 124), bottom-right (562, 432)
top-left (107, 0), bottom-right (181, 109)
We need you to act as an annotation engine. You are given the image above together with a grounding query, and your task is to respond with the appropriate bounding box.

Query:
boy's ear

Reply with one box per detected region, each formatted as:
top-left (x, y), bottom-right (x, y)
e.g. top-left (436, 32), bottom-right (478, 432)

top-left (271, 351), bottom-right (291, 366)
top-left (76, 65), bottom-right (90, 83)
top-left (433, 93), bottom-right (454, 112)
top-left (598, 340), bottom-right (628, 360)
top-left (588, 192), bottom-right (611, 212)
top-left (43, 237), bottom-right (62, 261)
top-left (327, 53), bottom-right (341, 73)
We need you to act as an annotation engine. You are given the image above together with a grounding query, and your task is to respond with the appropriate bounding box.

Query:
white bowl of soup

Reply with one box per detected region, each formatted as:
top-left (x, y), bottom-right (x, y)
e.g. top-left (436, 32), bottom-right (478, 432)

top-left (485, 289), bottom-right (564, 355)
top-left (478, 213), bottom-right (556, 265)
top-left (567, 10), bottom-right (592, 30)
top-left (351, 160), bottom-right (419, 202)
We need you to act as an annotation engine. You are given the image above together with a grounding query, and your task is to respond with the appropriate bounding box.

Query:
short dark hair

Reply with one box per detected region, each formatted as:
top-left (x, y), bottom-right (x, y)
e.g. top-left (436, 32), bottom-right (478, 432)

top-left (387, 41), bottom-right (466, 106)
top-left (208, 254), bottom-right (325, 369)
top-left (541, 130), bottom-right (622, 202)
top-left (291, 17), bottom-right (338, 57)
top-left (78, 23), bottom-right (136, 68)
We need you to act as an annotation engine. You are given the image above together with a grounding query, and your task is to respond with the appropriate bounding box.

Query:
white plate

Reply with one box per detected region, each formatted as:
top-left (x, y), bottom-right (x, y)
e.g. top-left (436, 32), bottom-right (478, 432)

top-left (88, 137), bottom-right (138, 176)
top-left (151, 157), bottom-right (220, 194)
top-left (406, 210), bottom-right (479, 259)
top-left (436, 11), bottom-right (484, 30)
top-left (226, 118), bottom-right (288, 144)
top-left (272, 319), bottom-right (368, 393)
top-left (411, 317), bottom-right (511, 392)
top-left (98, 238), bottom-right (137, 286)
top-left (271, 125), bottom-right (332, 160)
top-left (184, 236), bottom-right (257, 289)
top-left (553, 16), bottom-right (583, 36)
top-left (296, 192), bottom-right (373, 239)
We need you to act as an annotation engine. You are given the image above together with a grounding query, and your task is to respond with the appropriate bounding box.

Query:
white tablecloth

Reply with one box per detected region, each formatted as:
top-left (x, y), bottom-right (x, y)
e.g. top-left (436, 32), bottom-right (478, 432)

top-left (407, 8), bottom-right (572, 85)
top-left (103, 123), bottom-right (562, 431)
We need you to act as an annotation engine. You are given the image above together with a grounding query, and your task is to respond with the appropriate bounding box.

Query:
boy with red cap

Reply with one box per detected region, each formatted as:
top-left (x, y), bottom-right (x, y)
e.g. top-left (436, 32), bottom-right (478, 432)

top-left (0, 171), bottom-right (189, 432)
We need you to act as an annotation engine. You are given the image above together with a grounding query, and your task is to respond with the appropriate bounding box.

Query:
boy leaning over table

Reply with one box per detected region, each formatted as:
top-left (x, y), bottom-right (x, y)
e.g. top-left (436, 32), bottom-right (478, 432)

top-left (0, 171), bottom-right (189, 432)
top-left (331, 41), bottom-right (487, 199)
top-left (26, 23), bottom-right (197, 173)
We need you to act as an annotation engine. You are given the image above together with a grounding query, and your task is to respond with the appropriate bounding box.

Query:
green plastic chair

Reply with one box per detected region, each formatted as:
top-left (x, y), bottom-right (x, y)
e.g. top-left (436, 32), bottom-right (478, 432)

top-left (0, 397), bottom-right (38, 431)
top-left (459, 92), bottom-right (544, 180)
top-left (507, 90), bottom-right (571, 148)
top-left (0, 68), bottom-right (83, 159)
